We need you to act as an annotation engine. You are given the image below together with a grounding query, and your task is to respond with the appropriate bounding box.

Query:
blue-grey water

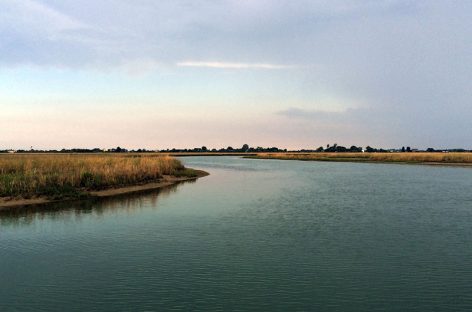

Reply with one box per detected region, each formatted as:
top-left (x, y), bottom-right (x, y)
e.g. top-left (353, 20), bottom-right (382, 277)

top-left (1, 157), bottom-right (472, 311)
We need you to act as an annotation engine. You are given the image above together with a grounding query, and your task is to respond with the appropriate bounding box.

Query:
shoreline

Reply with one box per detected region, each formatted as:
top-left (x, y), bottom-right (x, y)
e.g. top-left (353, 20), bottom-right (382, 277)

top-left (0, 169), bottom-right (209, 210)
top-left (245, 155), bottom-right (472, 168)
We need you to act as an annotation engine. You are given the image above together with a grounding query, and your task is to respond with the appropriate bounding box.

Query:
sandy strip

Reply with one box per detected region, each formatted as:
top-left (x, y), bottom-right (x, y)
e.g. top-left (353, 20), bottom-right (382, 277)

top-left (0, 170), bottom-right (209, 210)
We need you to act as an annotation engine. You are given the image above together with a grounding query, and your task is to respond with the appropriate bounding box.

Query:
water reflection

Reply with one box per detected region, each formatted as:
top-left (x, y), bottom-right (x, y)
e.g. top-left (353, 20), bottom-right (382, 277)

top-left (0, 180), bottom-right (196, 226)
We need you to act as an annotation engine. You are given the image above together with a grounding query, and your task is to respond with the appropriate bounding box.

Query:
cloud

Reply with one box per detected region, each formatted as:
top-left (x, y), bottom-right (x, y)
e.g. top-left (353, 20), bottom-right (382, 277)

top-left (1, 1), bottom-right (412, 69)
top-left (176, 61), bottom-right (294, 70)
top-left (0, 1), bottom-right (441, 71)
top-left (278, 107), bottom-right (350, 119)
top-left (276, 107), bottom-right (372, 126)
top-left (0, 0), bottom-right (87, 34)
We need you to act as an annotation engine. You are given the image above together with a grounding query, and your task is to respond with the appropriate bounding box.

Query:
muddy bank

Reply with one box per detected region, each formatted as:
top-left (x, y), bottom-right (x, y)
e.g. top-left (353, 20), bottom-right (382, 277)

top-left (0, 170), bottom-right (208, 210)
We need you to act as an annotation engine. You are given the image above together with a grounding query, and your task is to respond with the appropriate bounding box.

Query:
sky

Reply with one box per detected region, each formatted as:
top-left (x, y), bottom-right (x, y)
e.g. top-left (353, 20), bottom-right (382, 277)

top-left (1, 0), bottom-right (471, 150)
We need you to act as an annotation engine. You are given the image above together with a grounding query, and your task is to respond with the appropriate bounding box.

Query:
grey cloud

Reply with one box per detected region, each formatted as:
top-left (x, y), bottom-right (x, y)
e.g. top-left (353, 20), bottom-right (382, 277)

top-left (0, 0), bottom-right (433, 68)
top-left (277, 107), bottom-right (352, 121)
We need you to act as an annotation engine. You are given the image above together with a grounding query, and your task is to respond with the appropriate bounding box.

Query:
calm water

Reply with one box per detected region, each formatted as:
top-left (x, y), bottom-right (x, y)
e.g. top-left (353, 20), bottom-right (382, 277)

top-left (1, 157), bottom-right (472, 311)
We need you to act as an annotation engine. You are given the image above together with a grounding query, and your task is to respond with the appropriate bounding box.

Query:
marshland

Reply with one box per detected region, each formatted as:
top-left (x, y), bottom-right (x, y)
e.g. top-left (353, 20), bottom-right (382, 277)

top-left (0, 154), bottom-right (203, 202)
top-left (247, 152), bottom-right (472, 165)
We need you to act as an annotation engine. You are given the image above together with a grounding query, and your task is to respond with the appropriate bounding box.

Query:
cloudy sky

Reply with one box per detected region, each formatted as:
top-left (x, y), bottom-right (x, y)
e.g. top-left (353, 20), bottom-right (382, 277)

top-left (1, 0), bottom-right (471, 150)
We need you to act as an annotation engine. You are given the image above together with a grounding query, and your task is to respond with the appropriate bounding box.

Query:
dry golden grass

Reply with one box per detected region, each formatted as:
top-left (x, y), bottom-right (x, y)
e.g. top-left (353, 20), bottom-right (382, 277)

top-left (0, 154), bottom-right (185, 198)
top-left (251, 152), bottom-right (472, 164)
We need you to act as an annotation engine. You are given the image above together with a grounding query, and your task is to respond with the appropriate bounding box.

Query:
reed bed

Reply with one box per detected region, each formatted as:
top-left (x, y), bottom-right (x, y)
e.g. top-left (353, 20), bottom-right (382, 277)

top-left (251, 152), bottom-right (472, 164)
top-left (0, 154), bottom-right (186, 199)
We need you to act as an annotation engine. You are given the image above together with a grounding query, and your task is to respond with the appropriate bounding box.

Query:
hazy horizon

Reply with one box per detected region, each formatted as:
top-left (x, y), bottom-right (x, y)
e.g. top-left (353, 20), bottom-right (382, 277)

top-left (1, 1), bottom-right (471, 150)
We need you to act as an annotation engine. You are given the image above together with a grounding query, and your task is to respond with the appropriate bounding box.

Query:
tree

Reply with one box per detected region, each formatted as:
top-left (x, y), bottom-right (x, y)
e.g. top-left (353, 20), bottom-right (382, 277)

top-left (401, 146), bottom-right (406, 152)
top-left (406, 146), bottom-right (411, 152)
top-left (242, 144), bottom-right (249, 152)
top-left (201, 146), bottom-right (207, 151)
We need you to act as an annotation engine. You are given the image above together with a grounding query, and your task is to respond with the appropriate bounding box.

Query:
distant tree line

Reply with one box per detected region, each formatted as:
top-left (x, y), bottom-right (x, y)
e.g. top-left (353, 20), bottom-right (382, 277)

top-left (1, 144), bottom-right (471, 154)
top-left (310, 144), bottom-right (365, 153)
top-left (160, 144), bottom-right (287, 153)
top-left (302, 144), bottom-right (471, 153)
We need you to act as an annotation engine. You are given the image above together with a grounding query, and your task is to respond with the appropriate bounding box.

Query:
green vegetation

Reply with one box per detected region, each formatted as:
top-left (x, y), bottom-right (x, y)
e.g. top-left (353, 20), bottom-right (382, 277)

top-left (0, 154), bottom-right (197, 200)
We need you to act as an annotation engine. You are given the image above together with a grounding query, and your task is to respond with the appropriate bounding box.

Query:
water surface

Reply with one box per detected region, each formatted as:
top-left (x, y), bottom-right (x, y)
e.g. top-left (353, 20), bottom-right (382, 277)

top-left (1, 157), bottom-right (472, 311)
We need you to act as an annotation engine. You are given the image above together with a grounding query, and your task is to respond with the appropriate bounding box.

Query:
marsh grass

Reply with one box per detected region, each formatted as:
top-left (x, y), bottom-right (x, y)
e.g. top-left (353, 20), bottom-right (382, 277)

top-left (251, 152), bottom-right (472, 164)
top-left (0, 154), bottom-right (186, 199)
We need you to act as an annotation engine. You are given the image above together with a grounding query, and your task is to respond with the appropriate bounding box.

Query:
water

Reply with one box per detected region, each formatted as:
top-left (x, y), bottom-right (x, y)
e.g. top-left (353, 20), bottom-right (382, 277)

top-left (1, 157), bottom-right (472, 311)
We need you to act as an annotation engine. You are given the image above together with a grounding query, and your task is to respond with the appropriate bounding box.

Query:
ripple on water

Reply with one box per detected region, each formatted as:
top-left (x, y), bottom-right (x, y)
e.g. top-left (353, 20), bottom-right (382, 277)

top-left (1, 157), bottom-right (472, 311)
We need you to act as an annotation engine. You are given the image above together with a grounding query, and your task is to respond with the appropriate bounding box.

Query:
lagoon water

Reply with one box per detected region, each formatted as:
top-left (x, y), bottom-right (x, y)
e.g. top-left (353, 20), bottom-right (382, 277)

top-left (1, 157), bottom-right (472, 311)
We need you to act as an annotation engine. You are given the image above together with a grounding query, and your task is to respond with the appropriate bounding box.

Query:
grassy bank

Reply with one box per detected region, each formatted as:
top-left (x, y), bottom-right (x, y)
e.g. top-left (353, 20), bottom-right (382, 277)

top-left (0, 154), bottom-right (201, 200)
top-left (247, 152), bottom-right (472, 165)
